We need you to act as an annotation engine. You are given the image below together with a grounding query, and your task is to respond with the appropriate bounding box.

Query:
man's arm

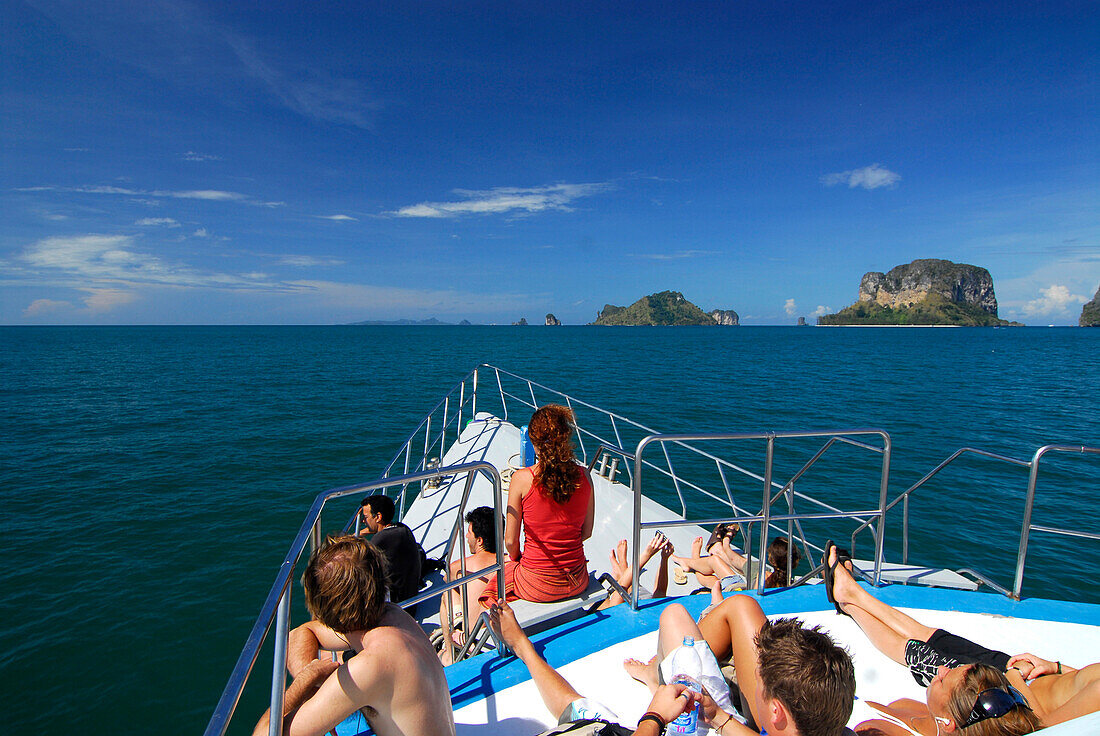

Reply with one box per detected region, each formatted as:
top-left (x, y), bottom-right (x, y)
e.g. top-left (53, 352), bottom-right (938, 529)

top-left (252, 659), bottom-right (340, 736)
top-left (288, 620), bottom-right (351, 677)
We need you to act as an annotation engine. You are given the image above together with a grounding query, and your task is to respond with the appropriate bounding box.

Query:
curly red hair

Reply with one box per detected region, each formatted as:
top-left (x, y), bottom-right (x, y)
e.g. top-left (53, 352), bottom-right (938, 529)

top-left (527, 404), bottom-right (581, 504)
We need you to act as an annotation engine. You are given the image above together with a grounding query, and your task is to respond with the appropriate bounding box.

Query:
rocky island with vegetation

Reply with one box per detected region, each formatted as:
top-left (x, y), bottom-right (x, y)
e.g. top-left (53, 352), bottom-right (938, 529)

top-left (818, 259), bottom-right (1020, 326)
top-left (592, 291), bottom-right (738, 326)
top-left (1080, 285), bottom-right (1100, 327)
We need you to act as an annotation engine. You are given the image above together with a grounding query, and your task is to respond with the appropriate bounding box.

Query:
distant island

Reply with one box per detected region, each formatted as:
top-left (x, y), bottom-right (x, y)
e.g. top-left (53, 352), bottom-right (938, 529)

top-left (1081, 285), bottom-right (1100, 327)
top-left (348, 317), bottom-right (472, 326)
top-left (818, 259), bottom-right (1021, 326)
top-left (592, 290), bottom-right (738, 326)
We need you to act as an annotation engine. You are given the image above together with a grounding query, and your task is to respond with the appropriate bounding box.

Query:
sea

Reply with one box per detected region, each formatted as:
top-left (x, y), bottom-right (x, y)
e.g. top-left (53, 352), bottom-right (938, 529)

top-left (2, 325), bottom-right (1097, 736)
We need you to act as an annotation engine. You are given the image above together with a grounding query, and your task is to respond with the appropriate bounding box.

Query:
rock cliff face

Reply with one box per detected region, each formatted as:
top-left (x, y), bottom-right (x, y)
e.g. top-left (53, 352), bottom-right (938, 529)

top-left (1081, 285), bottom-right (1100, 327)
top-left (858, 259), bottom-right (998, 314)
top-left (709, 309), bottom-right (740, 326)
top-left (545, 313), bottom-right (562, 326)
top-left (512, 317), bottom-right (528, 326)
top-left (593, 291), bottom-right (717, 326)
top-left (821, 259), bottom-right (1016, 326)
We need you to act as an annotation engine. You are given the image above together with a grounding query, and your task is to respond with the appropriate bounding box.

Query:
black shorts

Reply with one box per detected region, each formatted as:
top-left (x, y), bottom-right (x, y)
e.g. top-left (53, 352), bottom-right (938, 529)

top-left (904, 629), bottom-right (1011, 687)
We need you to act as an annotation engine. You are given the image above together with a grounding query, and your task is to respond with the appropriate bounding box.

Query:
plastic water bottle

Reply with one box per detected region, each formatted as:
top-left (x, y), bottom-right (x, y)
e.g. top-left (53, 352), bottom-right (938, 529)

top-left (667, 636), bottom-right (702, 736)
top-left (520, 425), bottom-right (536, 467)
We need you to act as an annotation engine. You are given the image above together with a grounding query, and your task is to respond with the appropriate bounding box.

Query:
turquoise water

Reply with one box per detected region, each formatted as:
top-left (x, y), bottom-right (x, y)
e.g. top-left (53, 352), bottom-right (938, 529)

top-left (2, 325), bottom-right (1097, 736)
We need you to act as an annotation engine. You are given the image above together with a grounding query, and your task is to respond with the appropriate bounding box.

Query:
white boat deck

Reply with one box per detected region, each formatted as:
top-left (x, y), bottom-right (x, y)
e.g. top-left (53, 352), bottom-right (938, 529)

top-left (447, 597), bottom-right (1100, 736)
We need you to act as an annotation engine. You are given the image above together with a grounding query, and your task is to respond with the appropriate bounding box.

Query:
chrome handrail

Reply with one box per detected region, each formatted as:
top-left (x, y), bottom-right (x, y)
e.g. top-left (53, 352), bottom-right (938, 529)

top-left (204, 461), bottom-right (504, 736)
top-left (629, 429), bottom-right (891, 608)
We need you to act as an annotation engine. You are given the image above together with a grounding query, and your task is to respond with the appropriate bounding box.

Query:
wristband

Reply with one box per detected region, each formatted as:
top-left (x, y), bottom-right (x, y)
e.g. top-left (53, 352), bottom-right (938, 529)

top-left (1057, 661), bottom-right (1062, 674)
top-left (715, 713), bottom-right (733, 732)
top-left (638, 712), bottom-right (666, 734)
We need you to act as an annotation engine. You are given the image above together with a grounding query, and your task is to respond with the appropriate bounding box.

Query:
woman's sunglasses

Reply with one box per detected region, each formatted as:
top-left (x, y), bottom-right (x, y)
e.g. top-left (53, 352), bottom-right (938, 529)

top-left (962, 686), bottom-right (1031, 728)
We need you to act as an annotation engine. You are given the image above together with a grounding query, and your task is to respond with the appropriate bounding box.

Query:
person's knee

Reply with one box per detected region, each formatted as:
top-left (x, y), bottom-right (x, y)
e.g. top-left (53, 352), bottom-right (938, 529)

top-left (716, 594), bottom-right (764, 622)
top-left (660, 602), bottom-right (692, 628)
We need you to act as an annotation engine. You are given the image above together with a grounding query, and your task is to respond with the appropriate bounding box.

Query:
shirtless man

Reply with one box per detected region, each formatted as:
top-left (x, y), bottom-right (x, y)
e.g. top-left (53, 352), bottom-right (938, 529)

top-left (823, 543), bottom-right (1100, 733)
top-left (253, 535), bottom-right (455, 736)
top-left (439, 506), bottom-right (498, 664)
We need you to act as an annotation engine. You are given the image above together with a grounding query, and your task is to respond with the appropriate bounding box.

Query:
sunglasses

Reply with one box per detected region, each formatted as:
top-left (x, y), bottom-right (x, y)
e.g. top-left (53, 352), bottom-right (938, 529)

top-left (962, 686), bottom-right (1031, 728)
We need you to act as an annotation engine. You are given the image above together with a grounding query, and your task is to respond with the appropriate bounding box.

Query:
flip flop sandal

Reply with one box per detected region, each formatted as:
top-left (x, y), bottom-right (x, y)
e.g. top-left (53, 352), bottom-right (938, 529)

top-left (821, 540), bottom-right (845, 616)
top-left (673, 562), bottom-right (689, 586)
top-left (705, 523), bottom-right (730, 554)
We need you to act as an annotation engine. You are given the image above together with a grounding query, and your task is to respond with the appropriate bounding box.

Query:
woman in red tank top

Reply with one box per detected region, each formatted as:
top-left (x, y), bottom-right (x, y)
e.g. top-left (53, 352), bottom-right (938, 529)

top-left (480, 404), bottom-right (595, 605)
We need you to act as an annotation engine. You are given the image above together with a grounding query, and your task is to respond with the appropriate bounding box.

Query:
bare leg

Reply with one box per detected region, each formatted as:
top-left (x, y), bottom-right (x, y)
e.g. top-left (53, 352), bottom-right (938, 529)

top-left (653, 538), bottom-right (673, 598)
top-left (598, 533), bottom-right (665, 610)
top-left (831, 547), bottom-right (936, 656)
top-left (671, 553), bottom-right (739, 579)
top-left (489, 601), bottom-right (581, 720)
top-left (698, 595), bottom-right (768, 727)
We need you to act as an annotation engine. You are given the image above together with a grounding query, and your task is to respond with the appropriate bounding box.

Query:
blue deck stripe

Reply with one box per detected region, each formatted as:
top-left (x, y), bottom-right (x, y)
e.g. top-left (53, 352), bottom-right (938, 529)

top-left (445, 584), bottom-right (1100, 712)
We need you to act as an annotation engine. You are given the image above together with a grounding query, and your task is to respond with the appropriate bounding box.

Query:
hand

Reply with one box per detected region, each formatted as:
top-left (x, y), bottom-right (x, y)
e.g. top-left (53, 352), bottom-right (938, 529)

top-left (696, 686), bottom-right (720, 724)
top-left (1007, 653), bottom-right (1058, 679)
top-left (645, 683), bottom-right (700, 724)
top-left (296, 658), bottom-right (340, 691)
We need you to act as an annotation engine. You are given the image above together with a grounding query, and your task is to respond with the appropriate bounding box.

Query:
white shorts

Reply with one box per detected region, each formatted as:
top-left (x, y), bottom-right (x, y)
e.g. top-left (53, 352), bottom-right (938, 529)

top-left (558, 697), bottom-right (620, 725)
top-left (658, 641), bottom-right (741, 721)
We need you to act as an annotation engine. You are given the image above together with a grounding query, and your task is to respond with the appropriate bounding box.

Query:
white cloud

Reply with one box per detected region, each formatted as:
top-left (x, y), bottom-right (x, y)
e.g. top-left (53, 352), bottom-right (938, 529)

top-left (182, 151), bottom-right (221, 162)
top-left (389, 183), bottom-right (611, 218)
top-left (14, 233), bottom-right (294, 292)
top-left (24, 298), bottom-right (72, 316)
top-left (315, 214), bottom-right (357, 221)
top-left (812, 305), bottom-right (832, 317)
top-left (821, 163), bottom-right (901, 190)
top-left (278, 255), bottom-right (346, 267)
top-left (784, 298), bottom-right (797, 316)
top-left (135, 217), bottom-right (180, 227)
top-left (193, 228), bottom-right (210, 237)
top-left (82, 288), bottom-right (137, 313)
top-left (18, 185), bottom-right (281, 207)
top-left (629, 249), bottom-right (715, 261)
top-left (1021, 284), bottom-right (1089, 317)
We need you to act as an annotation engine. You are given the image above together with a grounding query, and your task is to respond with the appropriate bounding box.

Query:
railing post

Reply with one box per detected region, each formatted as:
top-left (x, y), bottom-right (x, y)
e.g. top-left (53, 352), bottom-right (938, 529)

top-left (495, 368), bottom-right (507, 421)
top-left (310, 518), bottom-right (322, 554)
top-left (874, 432), bottom-right (891, 586)
top-left (268, 585), bottom-right (292, 736)
top-left (758, 434), bottom-right (774, 593)
top-left (630, 438), bottom-right (648, 610)
top-left (471, 368), bottom-right (478, 419)
top-left (458, 381), bottom-right (466, 437)
top-left (441, 397), bottom-right (449, 460)
top-left (1013, 452), bottom-right (1043, 600)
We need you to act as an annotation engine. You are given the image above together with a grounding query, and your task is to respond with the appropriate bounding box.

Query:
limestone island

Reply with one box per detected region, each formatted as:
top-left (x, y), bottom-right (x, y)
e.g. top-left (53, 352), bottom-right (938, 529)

top-left (592, 291), bottom-right (738, 326)
top-left (1080, 285), bottom-right (1100, 327)
top-left (818, 259), bottom-right (1021, 326)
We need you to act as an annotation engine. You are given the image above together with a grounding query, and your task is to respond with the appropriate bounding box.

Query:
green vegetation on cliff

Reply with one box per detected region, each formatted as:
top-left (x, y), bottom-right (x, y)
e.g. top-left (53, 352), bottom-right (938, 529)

top-left (1080, 286), bottom-right (1100, 327)
top-left (593, 291), bottom-right (716, 326)
top-left (819, 294), bottom-right (1016, 326)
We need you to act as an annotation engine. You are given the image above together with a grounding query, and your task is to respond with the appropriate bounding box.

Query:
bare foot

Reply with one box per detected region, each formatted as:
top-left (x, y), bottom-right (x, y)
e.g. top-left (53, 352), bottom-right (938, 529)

top-left (691, 536), bottom-right (704, 558)
top-left (829, 547), bottom-right (859, 605)
top-left (623, 655), bottom-right (660, 693)
top-left (488, 601), bottom-right (532, 657)
top-left (670, 555), bottom-right (699, 574)
top-left (610, 539), bottom-right (628, 578)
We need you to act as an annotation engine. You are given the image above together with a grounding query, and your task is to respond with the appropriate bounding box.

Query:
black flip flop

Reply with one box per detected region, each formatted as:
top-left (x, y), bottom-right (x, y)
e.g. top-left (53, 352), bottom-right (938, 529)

top-left (821, 540), bottom-right (845, 616)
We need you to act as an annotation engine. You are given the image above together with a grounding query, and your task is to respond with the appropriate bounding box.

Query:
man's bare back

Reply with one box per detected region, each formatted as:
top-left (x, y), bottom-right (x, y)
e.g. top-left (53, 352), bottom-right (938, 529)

top-left (262, 604), bottom-right (455, 736)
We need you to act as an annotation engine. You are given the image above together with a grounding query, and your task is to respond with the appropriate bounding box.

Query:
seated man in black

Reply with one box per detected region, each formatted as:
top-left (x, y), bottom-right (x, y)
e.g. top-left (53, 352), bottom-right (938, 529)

top-left (360, 494), bottom-right (422, 603)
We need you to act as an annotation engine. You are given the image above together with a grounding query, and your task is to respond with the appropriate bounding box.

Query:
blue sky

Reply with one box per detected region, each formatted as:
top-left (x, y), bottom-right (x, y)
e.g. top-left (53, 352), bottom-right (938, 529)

top-left (2, 1), bottom-right (1097, 325)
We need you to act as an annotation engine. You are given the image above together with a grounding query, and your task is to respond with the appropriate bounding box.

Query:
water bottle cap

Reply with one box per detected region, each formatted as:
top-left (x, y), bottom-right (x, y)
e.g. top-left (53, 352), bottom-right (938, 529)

top-left (682, 636), bottom-right (694, 647)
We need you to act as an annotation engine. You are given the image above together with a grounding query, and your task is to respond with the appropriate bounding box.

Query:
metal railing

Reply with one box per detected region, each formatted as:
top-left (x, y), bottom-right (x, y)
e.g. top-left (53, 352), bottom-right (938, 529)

top-left (847, 443), bottom-right (1099, 600)
top-left (629, 429), bottom-right (892, 608)
top-left (204, 462), bottom-right (505, 736)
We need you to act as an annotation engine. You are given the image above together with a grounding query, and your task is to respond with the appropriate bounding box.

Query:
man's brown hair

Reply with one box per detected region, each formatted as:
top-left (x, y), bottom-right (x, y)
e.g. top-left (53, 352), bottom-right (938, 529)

top-left (755, 617), bottom-right (856, 736)
top-left (301, 535), bottom-right (389, 633)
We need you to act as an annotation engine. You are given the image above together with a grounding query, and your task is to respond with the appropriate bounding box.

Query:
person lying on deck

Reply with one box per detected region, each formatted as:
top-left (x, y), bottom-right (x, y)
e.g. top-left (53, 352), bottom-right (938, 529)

top-left (821, 542), bottom-right (1100, 735)
top-left (624, 595), bottom-right (857, 736)
top-left (487, 600), bottom-right (703, 736)
top-left (672, 528), bottom-right (801, 591)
